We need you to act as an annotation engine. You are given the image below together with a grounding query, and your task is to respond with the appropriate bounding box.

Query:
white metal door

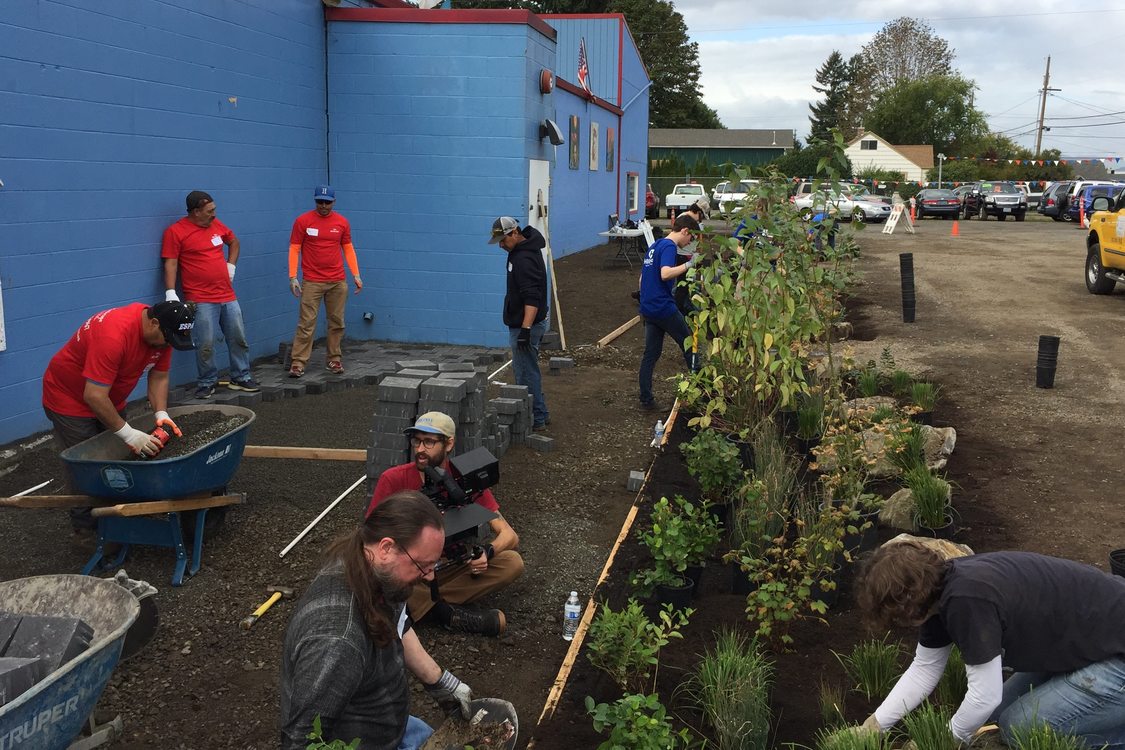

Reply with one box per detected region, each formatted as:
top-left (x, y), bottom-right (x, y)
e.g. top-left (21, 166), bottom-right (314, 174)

top-left (528, 159), bottom-right (550, 235)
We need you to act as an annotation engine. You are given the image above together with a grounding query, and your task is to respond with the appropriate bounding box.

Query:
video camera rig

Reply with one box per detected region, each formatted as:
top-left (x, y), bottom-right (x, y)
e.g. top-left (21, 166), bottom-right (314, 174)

top-left (419, 447), bottom-right (501, 568)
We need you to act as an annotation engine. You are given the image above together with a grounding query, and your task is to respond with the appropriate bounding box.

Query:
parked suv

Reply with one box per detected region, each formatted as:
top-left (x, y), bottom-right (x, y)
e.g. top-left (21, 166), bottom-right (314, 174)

top-left (961, 180), bottom-right (1027, 221)
top-left (1038, 181), bottom-right (1073, 220)
top-left (1084, 190), bottom-right (1125, 293)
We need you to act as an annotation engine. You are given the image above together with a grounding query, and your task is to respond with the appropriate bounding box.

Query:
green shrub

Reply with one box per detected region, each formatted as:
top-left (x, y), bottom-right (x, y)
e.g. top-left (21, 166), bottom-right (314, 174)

top-left (681, 628), bottom-right (773, 750)
top-left (833, 636), bottom-right (903, 700)
top-left (682, 429), bottom-right (745, 503)
top-left (585, 693), bottom-right (691, 750)
top-left (585, 599), bottom-right (691, 694)
top-left (632, 495), bottom-right (721, 594)
top-left (902, 701), bottom-right (957, 750)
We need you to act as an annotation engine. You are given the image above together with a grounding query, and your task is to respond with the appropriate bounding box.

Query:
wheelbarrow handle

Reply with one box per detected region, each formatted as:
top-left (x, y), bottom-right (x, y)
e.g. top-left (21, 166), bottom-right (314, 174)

top-left (240, 591), bottom-right (283, 630)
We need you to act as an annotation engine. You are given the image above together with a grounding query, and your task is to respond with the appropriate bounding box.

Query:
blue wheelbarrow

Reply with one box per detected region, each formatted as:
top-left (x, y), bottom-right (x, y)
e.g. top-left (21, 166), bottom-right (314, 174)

top-left (1, 405), bottom-right (254, 586)
top-left (0, 574), bottom-right (139, 749)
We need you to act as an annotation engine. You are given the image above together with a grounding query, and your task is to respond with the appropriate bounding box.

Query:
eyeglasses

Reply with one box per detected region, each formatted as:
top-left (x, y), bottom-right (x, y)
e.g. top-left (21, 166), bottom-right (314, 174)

top-left (409, 435), bottom-right (446, 448)
top-left (315, 200), bottom-right (333, 205)
top-left (397, 543), bottom-right (435, 577)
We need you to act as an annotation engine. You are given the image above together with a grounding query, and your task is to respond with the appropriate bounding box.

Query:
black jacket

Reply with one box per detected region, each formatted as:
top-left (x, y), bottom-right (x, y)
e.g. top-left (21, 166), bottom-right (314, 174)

top-left (503, 226), bottom-right (548, 328)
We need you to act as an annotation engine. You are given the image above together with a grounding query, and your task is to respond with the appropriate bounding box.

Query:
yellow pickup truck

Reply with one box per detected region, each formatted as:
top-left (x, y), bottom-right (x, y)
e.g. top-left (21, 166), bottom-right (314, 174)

top-left (1085, 192), bottom-right (1125, 293)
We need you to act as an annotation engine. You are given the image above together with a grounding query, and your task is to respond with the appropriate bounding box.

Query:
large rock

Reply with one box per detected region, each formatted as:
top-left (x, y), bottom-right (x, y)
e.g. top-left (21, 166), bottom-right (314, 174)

top-left (883, 533), bottom-right (974, 559)
top-left (815, 423), bottom-right (957, 478)
top-left (923, 426), bottom-right (957, 470)
top-left (880, 488), bottom-right (917, 531)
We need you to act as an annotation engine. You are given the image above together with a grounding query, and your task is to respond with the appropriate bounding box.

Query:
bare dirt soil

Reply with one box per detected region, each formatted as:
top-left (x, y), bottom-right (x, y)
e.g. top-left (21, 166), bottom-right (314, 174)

top-left (2, 216), bottom-right (1122, 748)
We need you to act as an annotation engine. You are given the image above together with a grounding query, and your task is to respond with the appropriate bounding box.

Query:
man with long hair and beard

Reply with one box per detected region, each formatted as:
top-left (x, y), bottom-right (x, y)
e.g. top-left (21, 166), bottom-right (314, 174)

top-left (280, 491), bottom-right (483, 749)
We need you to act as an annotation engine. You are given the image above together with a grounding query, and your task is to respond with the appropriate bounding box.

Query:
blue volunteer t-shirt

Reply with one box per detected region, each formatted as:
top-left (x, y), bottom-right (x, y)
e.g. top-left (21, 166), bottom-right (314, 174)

top-left (639, 237), bottom-right (680, 318)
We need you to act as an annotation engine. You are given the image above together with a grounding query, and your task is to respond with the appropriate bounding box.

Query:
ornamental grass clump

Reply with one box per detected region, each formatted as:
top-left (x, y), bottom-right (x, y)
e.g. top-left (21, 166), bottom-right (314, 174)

top-left (890, 369), bottom-right (914, 397)
top-left (902, 701), bottom-right (957, 750)
top-left (1006, 723), bottom-right (1087, 750)
top-left (818, 678), bottom-right (848, 729)
top-left (797, 390), bottom-right (826, 441)
top-left (911, 381), bottom-right (941, 412)
top-left (857, 367), bottom-right (880, 398)
top-left (814, 726), bottom-right (890, 750)
top-left (933, 646), bottom-right (966, 709)
top-left (904, 466), bottom-right (952, 529)
top-left (681, 628), bottom-right (773, 750)
top-left (832, 635), bottom-right (903, 700)
top-left (889, 420), bottom-right (928, 473)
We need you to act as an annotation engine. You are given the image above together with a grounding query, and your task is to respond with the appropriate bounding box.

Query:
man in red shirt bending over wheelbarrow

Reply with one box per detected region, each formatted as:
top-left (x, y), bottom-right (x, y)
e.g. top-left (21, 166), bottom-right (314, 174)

top-left (41, 300), bottom-right (196, 531)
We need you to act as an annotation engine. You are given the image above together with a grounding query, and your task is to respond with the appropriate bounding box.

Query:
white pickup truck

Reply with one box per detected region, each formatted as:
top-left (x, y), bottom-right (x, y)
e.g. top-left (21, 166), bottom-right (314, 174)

top-left (712, 179), bottom-right (761, 217)
top-left (664, 183), bottom-right (711, 217)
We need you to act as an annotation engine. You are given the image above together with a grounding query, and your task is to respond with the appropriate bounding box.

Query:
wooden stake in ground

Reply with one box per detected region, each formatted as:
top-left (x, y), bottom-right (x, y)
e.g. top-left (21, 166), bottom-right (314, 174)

top-left (543, 213), bottom-right (567, 350)
top-left (597, 316), bottom-right (640, 347)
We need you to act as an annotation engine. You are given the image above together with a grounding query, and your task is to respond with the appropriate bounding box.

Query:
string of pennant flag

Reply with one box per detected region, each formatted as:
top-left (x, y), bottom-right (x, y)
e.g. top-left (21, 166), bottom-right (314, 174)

top-left (943, 155), bottom-right (1122, 166)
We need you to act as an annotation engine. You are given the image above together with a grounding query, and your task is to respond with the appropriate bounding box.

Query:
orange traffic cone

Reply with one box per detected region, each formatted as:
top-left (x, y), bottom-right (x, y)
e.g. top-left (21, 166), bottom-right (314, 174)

top-left (1079, 200), bottom-right (1086, 228)
top-left (951, 220), bottom-right (960, 237)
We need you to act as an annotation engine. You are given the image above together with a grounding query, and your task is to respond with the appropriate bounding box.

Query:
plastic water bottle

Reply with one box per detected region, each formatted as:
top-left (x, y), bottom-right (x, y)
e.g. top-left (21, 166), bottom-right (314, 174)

top-left (650, 420), bottom-right (665, 448)
top-left (563, 591), bottom-right (581, 641)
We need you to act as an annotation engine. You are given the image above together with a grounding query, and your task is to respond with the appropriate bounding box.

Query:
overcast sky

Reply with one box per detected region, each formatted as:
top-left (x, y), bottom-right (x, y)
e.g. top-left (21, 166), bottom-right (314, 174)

top-left (676, 2), bottom-right (1125, 158)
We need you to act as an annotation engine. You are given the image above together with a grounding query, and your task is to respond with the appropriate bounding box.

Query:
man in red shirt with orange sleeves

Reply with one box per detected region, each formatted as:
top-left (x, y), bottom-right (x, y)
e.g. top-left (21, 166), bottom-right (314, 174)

top-left (162, 190), bottom-right (258, 399)
top-left (287, 185), bottom-right (362, 377)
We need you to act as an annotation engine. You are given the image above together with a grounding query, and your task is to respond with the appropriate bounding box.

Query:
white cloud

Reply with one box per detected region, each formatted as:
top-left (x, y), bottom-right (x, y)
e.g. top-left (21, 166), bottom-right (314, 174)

top-left (675, 1), bottom-right (1125, 156)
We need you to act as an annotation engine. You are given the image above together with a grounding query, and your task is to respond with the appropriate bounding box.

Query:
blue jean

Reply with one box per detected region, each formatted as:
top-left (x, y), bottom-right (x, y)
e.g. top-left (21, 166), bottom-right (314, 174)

top-left (192, 300), bottom-right (251, 387)
top-left (508, 315), bottom-right (549, 426)
top-left (397, 716), bottom-right (433, 750)
top-left (638, 311), bottom-right (692, 405)
top-left (992, 657), bottom-right (1125, 749)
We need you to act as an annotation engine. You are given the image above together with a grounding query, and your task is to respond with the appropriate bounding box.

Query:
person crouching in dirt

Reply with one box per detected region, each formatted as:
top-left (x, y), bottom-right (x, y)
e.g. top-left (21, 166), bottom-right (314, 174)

top-left (848, 540), bottom-right (1125, 748)
top-left (365, 412), bottom-right (523, 638)
top-left (280, 490), bottom-right (493, 750)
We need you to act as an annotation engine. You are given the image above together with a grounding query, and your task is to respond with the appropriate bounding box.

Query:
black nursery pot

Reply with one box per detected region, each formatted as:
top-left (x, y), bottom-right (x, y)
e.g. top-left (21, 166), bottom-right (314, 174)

top-left (796, 435), bottom-right (821, 461)
top-left (918, 515), bottom-right (956, 540)
top-left (731, 563), bottom-right (757, 595)
top-left (910, 410), bottom-right (933, 426)
top-left (708, 502), bottom-right (731, 527)
top-left (685, 564), bottom-right (705, 598)
top-left (902, 302), bottom-right (916, 324)
top-left (654, 577), bottom-right (694, 609)
top-left (843, 510), bottom-right (881, 553)
top-left (725, 433), bottom-right (755, 470)
top-left (1110, 549), bottom-right (1125, 578)
top-left (777, 409), bottom-right (799, 435)
top-left (1036, 364), bottom-right (1057, 389)
top-left (812, 568), bottom-right (842, 609)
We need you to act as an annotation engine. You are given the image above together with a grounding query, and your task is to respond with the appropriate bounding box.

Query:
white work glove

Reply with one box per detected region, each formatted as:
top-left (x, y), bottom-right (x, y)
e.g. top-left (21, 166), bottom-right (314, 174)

top-left (153, 410), bottom-right (182, 437)
top-left (114, 423), bottom-right (163, 457)
top-left (289, 277), bottom-right (302, 297)
top-left (164, 289), bottom-right (180, 303)
top-left (424, 670), bottom-right (473, 720)
top-left (684, 256), bottom-right (697, 270)
top-left (227, 263), bottom-right (236, 282)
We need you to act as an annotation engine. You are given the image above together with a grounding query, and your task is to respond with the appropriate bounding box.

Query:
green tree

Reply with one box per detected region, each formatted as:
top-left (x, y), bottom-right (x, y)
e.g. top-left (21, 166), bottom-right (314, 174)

top-left (864, 75), bottom-right (987, 154)
top-left (843, 53), bottom-right (875, 139)
top-left (770, 140), bottom-right (853, 180)
top-left (608, 0), bottom-right (722, 128)
top-left (808, 51), bottom-right (850, 142)
top-left (859, 17), bottom-right (955, 92)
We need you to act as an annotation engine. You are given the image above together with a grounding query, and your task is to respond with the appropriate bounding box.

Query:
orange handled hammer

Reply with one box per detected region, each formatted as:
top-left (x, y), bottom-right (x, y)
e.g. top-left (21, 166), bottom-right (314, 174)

top-left (239, 585), bottom-right (294, 630)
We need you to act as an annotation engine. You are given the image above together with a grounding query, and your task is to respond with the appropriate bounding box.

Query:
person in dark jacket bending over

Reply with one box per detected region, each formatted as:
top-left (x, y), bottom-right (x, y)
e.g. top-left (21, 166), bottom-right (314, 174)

top-left (280, 491), bottom-right (486, 750)
top-left (489, 217), bottom-right (549, 430)
top-left (852, 540), bottom-right (1125, 749)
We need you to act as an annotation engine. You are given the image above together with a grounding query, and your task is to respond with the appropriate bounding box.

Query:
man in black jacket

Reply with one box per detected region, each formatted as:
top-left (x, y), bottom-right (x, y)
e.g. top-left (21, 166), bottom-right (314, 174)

top-left (489, 217), bottom-right (549, 430)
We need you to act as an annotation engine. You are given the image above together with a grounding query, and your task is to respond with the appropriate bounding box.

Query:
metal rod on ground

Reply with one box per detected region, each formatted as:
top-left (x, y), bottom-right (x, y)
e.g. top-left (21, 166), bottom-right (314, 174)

top-left (279, 474), bottom-right (367, 558)
top-left (488, 360), bottom-right (513, 381)
top-left (14, 479), bottom-right (51, 497)
top-left (596, 315), bottom-right (640, 347)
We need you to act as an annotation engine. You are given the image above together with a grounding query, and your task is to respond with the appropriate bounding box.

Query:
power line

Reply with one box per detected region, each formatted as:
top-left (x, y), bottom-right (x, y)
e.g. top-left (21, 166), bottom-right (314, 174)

top-left (1046, 109), bottom-right (1125, 121)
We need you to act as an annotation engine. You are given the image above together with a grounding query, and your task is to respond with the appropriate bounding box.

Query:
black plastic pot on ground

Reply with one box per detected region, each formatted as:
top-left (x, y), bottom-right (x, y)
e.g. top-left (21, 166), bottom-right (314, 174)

top-left (910, 411), bottom-right (933, 426)
top-left (812, 568), bottom-right (841, 609)
top-left (654, 576), bottom-right (694, 609)
top-left (724, 433), bottom-right (754, 470)
top-left (1110, 549), bottom-right (1125, 578)
top-left (730, 563), bottom-right (757, 595)
top-left (918, 514), bottom-right (956, 540)
top-left (796, 436), bottom-right (821, 461)
top-left (843, 511), bottom-right (881, 553)
top-left (685, 564), bottom-right (704, 599)
top-left (1036, 335), bottom-right (1060, 389)
top-left (776, 409), bottom-right (798, 435)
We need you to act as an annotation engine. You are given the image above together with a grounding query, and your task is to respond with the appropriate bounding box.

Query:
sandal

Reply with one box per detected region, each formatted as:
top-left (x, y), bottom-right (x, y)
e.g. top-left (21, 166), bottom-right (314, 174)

top-left (288, 364), bottom-right (305, 378)
top-left (326, 361), bottom-right (344, 374)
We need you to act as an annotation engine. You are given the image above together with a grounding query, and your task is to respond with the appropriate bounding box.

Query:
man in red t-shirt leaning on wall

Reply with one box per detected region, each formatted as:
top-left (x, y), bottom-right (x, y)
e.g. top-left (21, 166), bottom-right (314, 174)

top-left (287, 185), bottom-right (363, 378)
top-left (162, 190), bottom-right (259, 399)
top-left (42, 300), bottom-right (196, 529)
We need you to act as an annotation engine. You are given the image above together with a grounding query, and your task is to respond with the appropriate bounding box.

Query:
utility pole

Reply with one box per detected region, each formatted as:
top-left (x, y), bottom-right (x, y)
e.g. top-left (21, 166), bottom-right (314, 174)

top-left (1034, 56), bottom-right (1060, 157)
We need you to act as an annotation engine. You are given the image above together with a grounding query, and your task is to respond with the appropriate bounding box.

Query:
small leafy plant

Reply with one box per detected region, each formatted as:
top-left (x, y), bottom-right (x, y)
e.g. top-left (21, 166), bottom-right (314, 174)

top-left (832, 635), bottom-right (903, 700)
top-left (904, 466), bottom-right (952, 529)
top-left (306, 716), bottom-right (360, 750)
top-left (680, 628), bottom-right (773, 750)
top-left (632, 495), bottom-right (721, 594)
top-left (911, 381), bottom-right (941, 412)
top-left (902, 700), bottom-right (957, 750)
top-left (585, 693), bottom-right (691, 750)
top-left (585, 599), bottom-right (692, 694)
top-left (681, 429), bottom-right (745, 503)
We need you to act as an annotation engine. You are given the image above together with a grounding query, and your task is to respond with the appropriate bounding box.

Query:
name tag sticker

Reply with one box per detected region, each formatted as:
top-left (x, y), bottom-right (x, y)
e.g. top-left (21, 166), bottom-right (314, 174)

top-left (211, 235), bottom-right (222, 246)
top-left (307, 228), bottom-right (319, 237)
top-left (1116, 216), bottom-right (1125, 238)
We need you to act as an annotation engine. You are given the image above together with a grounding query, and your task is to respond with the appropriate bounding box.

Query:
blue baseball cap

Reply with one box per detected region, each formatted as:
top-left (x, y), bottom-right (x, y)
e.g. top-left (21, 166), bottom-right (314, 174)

top-left (314, 185), bottom-right (335, 202)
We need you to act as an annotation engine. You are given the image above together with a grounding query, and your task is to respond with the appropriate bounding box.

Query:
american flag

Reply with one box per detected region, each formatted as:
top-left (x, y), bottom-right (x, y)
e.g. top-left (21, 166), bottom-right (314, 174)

top-left (577, 37), bottom-right (590, 94)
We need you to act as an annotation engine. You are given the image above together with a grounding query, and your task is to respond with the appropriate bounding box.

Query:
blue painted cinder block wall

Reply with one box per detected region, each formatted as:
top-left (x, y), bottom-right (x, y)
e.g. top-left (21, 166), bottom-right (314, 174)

top-left (326, 15), bottom-right (555, 348)
top-left (544, 16), bottom-right (649, 259)
top-left (0, 0), bottom-right (328, 444)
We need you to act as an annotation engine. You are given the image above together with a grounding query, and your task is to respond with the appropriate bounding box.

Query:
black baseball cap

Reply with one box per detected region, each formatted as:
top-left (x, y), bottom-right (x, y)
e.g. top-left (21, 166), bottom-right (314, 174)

top-left (150, 301), bottom-right (196, 351)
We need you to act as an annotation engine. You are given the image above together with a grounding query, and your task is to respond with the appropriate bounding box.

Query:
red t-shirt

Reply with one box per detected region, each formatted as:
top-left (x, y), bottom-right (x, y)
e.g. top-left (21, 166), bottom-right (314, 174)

top-left (290, 210), bottom-right (352, 282)
top-left (366, 462), bottom-right (499, 519)
top-left (161, 216), bottom-right (236, 303)
top-left (42, 303), bottom-right (172, 418)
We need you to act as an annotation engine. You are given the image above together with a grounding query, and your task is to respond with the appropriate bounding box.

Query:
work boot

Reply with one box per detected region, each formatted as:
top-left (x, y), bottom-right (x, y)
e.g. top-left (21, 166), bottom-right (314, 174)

top-left (444, 605), bottom-right (506, 637)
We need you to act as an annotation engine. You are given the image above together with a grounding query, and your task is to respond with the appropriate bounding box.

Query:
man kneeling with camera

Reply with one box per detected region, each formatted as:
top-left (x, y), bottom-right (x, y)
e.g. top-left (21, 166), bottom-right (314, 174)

top-left (365, 412), bottom-right (524, 637)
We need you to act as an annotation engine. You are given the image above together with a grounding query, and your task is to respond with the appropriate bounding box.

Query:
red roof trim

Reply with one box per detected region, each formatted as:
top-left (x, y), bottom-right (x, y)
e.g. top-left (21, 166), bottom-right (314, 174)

top-left (325, 8), bottom-right (557, 41)
top-left (556, 77), bottom-right (624, 116)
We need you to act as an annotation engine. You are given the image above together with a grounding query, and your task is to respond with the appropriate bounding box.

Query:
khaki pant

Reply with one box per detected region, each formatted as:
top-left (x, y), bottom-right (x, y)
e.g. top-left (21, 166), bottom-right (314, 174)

top-left (407, 550), bottom-right (524, 621)
top-left (290, 280), bottom-right (347, 367)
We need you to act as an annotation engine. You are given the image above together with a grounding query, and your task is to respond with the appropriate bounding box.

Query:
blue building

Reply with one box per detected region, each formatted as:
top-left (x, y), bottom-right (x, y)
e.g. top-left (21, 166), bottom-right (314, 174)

top-left (0, 0), bottom-right (649, 444)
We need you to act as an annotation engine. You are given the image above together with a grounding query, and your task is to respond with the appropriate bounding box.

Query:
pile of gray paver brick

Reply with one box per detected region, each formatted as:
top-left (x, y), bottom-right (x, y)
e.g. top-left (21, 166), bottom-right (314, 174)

top-left (366, 359), bottom-right (535, 485)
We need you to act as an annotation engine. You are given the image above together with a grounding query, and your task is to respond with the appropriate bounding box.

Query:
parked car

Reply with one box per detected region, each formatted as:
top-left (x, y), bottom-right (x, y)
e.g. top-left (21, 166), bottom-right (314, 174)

top-left (793, 188), bottom-right (892, 222)
top-left (1038, 180), bottom-right (1073, 220)
top-left (645, 184), bottom-right (659, 219)
top-left (712, 179), bottom-right (761, 216)
top-left (664, 183), bottom-right (711, 217)
top-left (914, 189), bottom-right (961, 219)
top-left (1066, 184), bottom-right (1125, 224)
top-left (1083, 190), bottom-right (1125, 293)
top-left (1058, 180), bottom-right (1118, 222)
top-left (961, 180), bottom-right (1027, 221)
